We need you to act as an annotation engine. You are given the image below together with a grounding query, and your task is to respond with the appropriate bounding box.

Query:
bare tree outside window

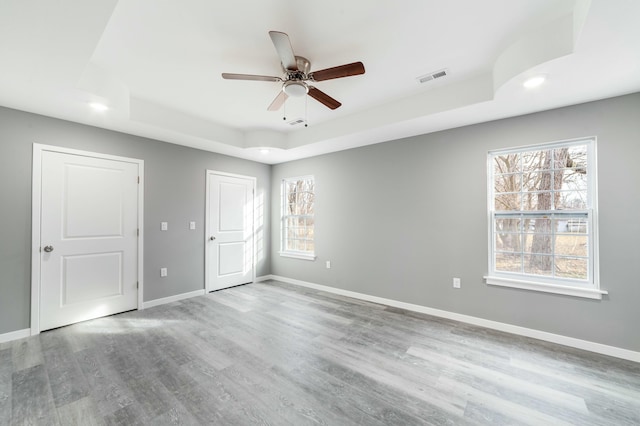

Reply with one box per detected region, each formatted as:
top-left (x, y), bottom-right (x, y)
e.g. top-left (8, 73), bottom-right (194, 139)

top-left (491, 141), bottom-right (591, 282)
top-left (282, 177), bottom-right (315, 255)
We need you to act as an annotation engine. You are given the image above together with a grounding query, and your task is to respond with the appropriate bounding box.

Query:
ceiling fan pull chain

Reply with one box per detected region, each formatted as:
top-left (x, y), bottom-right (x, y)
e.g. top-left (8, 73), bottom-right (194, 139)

top-left (305, 94), bottom-right (308, 127)
top-left (283, 99), bottom-right (286, 121)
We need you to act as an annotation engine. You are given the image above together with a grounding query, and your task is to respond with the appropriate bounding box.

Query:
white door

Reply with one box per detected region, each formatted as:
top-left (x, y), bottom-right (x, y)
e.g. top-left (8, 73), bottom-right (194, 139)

top-left (206, 171), bottom-right (255, 292)
top-left (39, 150), bottom-right (139, 331)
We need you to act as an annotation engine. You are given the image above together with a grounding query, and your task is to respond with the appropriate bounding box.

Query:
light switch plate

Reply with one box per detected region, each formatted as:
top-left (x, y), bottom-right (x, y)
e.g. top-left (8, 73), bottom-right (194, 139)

top-left (160, 268), bottom-right (167, 277)
top-left (161, 222), bottom-right (168, 231)
top-left (189, 221), bottom-right (196, 230)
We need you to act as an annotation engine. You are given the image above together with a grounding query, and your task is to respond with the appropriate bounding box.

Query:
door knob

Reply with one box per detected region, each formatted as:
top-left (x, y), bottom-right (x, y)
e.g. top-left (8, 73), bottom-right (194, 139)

top-left (210, 236), bottom-right (216, 241)
top-left (43, 245), bottom-right (54, 253)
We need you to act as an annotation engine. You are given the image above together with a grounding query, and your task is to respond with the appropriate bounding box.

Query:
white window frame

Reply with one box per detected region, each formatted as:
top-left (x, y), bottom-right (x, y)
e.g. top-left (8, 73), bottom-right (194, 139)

top-left (485, 137), bottom-right (607, 299)
top-left (280, 175), bottom-right (316, 261)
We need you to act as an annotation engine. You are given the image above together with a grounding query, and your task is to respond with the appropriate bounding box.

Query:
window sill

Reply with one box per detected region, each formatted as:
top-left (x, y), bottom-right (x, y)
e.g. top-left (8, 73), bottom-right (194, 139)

top-left (484, 276), bottom-right (607, 300)
top-left (279, 251), bottom-right (316, 261)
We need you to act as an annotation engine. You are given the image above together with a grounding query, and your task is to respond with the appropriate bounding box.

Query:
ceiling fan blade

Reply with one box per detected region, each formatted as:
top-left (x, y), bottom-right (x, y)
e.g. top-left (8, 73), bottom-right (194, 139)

top-left (269, 31), bottom-right (298, 71)
top-left (308, 87), bottom-right (341, 110)
top-left (310, 62), bottom-right (365, 81)
top-left (221, 73), bottom-right (281, 82)
top-left (267, 90), bottom-right (288, 111)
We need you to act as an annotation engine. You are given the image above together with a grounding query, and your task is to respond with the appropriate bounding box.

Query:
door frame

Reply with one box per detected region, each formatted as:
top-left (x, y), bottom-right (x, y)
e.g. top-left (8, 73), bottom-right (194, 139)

top-left (31, 144), bottom-right (144, 335)
top-left (205, 170), bottom-right (256, 293)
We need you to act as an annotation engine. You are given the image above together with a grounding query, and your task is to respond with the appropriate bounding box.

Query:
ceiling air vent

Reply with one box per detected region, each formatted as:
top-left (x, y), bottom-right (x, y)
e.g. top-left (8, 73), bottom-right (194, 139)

top-left (417, 68), bottom-right (448, 84)
top-left (288, 118), bottom-right (305, 126)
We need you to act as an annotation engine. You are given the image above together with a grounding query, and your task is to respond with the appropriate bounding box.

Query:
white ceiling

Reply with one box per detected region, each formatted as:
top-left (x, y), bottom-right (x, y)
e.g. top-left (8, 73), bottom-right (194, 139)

top-left (1, 0), bottom-right (639, 164)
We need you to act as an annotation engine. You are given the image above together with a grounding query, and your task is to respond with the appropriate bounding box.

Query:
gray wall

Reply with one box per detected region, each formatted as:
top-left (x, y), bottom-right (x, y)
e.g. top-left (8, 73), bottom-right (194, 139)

top-left (271, 93), bottom-right (640, 352)
top-left (0, 106), bottom-right (271, 335)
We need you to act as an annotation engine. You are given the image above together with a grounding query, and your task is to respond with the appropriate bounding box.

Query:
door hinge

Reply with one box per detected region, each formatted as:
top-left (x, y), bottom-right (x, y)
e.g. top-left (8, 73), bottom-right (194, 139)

top-left (138, 176), bottom-right (140, 184)
top-left (136, 281), bottom-right (139, 289)
top-left (137, 228), bottom-right (140, 237)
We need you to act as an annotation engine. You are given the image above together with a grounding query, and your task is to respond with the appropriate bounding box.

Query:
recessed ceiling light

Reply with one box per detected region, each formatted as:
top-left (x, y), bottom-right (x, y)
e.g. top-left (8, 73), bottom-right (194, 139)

top-left (523, 75), bottom-right (546, 89)
top-left (89, 102), bottom-right (109, 111)
top-left (259, 149), bottom-right (270, 155)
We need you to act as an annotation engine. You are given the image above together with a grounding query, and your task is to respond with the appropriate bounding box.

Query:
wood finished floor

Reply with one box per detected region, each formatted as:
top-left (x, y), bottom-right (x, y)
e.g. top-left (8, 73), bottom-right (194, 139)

top-left (1, 280), bottom-right (639, 425)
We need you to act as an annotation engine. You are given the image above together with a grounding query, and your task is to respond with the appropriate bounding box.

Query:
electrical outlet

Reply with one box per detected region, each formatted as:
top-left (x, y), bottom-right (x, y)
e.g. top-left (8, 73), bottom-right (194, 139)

top-left (161, 222), bottom-right (168, 231)
top-left (160, 268), bottom-right (167, 277)
top-left (326, 261), bottom-right (331, 269)
top-left (453, 277), bottom-right (461, 288)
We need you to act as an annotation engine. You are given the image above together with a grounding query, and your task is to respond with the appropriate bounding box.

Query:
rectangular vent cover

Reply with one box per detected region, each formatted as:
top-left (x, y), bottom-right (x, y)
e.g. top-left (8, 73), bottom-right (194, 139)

top-left (417, 68), bottom-right (448, 84)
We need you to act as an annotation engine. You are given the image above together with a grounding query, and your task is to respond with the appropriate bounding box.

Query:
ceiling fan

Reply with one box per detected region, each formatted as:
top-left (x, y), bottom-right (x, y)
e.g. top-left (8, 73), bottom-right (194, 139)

top-left (222, 31), bottom-right (365, 112)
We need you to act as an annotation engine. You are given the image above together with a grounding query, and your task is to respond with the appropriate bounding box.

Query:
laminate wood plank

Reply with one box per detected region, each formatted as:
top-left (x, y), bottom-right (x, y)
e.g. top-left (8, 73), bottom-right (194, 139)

top-left (74, 347), bottom-right (138, 418)
top-left (40, 331), bottom-right (90, 408)
top-left (11, 364), bottom-right (59, 425)
top-left (10, 337), bottom-right (43, 372)
top-left (147, 402), bottom-right (201, 426)
top-left (407, 345), bottom-right (589, 414)
top-left (278, 361), bottom-right (424, 426)
top-left (313, 335), bottom-right (466, 417)
top-left (56, 397), bottom-right (104, 426)
top-left (0, 348), bottom-right (11, 426)
top-left (297, 355), bottom-right (466, 426)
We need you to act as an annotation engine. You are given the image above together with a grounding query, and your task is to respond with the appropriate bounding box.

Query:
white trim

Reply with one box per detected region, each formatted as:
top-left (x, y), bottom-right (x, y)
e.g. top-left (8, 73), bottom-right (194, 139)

top-left (142, 289), bottom-right (206, 309)
top-left (255, 275), bottom-right (273, 282)
top-left (0, 328), bottom-right (31, 343)
top-left (485, 275), bottom-right (607, 299)
top-left (268, 275), bottom-right (639, 363)
top-left (31, 143), bottom-right (144, 335)
top-left (205, 170), bottom-right (257, 293)
top-left (278, 251), bottom-right (317, 261)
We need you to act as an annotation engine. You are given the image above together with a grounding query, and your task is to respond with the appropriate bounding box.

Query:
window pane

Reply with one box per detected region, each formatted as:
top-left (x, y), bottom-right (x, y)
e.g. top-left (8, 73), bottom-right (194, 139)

top-left (563, 218), bottom-right (588, 234)
top-left (524, 172), bottom-right (552, 192)
top-left (555, 234), bottom-right (588, 257)
top-left (494, 173), bottom-right (521, 193)
top-left (495, 193), bottom-right (521, 210)
top-left (523, 150), bottom-right (551, 172)
top-left (306, 241), bottom-right (315, 253)
top-left (556, 257), bottom-right (588, 280)
top-left (494, 153), bottom-right (521, 175)
top-left (495, 232), bottom-right (522, 252)
top-left (523, 192), bottom-right (553, 211)
top-left (524, 254), bottom-right (553, 276)
top-left (524, 234), bottom-right (553, 256)
top-left (495, 218), bottom-right (522, 233)
top-left (495, 253), bottom-right (522, 272)
top-left (555, 190), bottom-right (587, 210)
top-left (556, 168), bottom-right (587, 191)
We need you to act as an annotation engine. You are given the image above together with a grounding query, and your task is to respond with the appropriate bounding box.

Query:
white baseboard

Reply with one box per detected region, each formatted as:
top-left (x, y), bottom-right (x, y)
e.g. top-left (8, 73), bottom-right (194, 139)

top-left (267, 275), bottom-right (640, 363)
top-left (0, 328), bottom-right (31, 344)
top-left (142, 289), bottom-right (206, 309)
top-left (255, 275), bottom-right (273, 283)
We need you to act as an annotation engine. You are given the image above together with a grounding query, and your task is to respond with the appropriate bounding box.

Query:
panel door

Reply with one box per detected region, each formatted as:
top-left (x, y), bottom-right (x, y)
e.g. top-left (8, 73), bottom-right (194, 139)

top-left (207, 172), bottom-right (254, 291)
top-left (40, 151), bottom-right (139, 331)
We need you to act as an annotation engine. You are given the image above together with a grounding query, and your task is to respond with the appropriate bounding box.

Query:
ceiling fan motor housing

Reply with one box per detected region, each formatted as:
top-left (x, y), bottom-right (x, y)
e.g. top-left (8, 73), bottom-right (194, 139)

top-left (294, 56), bottom-right (310, 74)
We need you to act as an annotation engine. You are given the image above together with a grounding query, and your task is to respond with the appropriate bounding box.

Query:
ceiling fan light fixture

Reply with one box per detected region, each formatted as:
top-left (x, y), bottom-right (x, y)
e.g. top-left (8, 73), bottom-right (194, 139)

top-left (283, 81), bottom-right (308, 97)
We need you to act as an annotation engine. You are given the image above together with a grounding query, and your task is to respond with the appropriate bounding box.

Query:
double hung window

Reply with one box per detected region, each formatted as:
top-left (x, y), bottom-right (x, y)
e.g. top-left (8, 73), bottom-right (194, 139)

top-left (280, 176), bottom-right (315, 260)
top-left (486, 138), bottom-right (605, 299)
